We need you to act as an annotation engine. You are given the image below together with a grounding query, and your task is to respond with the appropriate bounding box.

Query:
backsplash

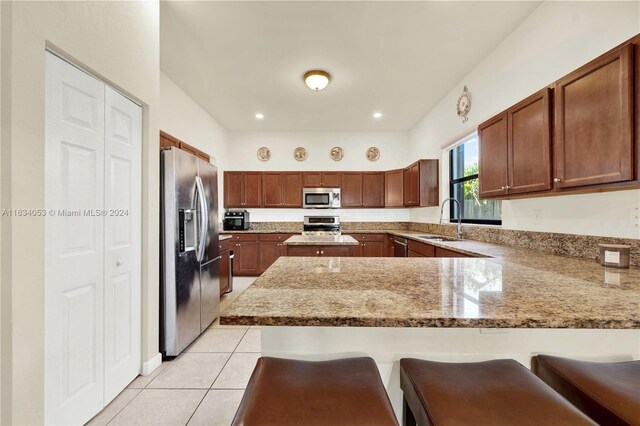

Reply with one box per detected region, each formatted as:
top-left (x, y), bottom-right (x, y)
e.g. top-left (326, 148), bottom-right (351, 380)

top-left (409, 223), bottom-right (640, 267)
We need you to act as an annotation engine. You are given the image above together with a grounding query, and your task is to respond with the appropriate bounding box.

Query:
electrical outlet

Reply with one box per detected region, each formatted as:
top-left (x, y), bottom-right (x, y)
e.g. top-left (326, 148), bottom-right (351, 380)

top-left (630, 207), bottom-right (639, 228)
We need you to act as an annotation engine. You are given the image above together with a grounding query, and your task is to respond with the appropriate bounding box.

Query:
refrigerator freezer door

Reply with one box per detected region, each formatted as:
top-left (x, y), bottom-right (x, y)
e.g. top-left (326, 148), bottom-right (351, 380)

top-left (161, 148), bottom-right (201, 356)
top-left (198, 159), bottom-right (219, 263)
top-left (200, 257), bottom-right (221, 331)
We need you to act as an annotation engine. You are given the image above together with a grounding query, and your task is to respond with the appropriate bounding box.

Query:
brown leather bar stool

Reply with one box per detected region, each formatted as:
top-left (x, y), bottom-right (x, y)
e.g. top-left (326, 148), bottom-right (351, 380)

top-left (400, 358), bottom-right (596, 426)
top-left (231, 356), bottom-right (399, 426)
top-left (532, 354), bottom-right (640, 426)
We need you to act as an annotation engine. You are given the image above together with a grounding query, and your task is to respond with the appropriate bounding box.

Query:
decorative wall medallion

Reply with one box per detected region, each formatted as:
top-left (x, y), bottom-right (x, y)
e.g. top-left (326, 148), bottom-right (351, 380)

top-left (366, 147), bottom-right (380, 161)
top-left (293, 146), bottom-right (307, 161)
top-left (330, 146), bottom-right (344, 161)
top-left (257, 146), bottom-right (271, 161)
top-left (456, 85), bottom-right (471, 123)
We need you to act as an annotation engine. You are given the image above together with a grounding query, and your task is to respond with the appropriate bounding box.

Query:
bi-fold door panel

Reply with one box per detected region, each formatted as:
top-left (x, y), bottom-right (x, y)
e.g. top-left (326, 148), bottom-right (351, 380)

top-left (45, 52), bottom-right (106, 426)
top-left (104, 86), bottom-right (142, 403)
top-left (45, 52), bottom-right (142, 425)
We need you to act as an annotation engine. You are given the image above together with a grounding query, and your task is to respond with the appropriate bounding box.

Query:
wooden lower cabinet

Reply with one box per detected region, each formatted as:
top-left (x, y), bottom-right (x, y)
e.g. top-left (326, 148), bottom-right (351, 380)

top-left (435, 247), bottom-right (469, 258)
top-left (219, 238), bottom-right (232, 295)
top-left (259, 234), bottom-right (294, 272)
top-left (230, 234), bottom-right (259, 276)
top-left (408, 250), bottom-right (426, 257)
top-left (286, 245), bottom-right (353, 257)
top-left (346, 234), bottom-right (387, 257)
top-left (408, 239), bottom-right (435, 257)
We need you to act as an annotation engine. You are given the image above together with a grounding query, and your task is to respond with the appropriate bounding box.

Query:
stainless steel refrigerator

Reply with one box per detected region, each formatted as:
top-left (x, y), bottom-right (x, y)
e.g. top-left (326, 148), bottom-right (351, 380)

top-left (161, 147), bottom-right (220, 357)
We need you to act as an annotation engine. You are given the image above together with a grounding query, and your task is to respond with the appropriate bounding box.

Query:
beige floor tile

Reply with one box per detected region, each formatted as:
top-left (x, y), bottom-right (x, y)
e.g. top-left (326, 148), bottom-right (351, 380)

top-left (86, 388), bottom-right (141, 425)
top-left (187, 328), bottom-right (247, 353)
top-left (212, 352), bottom-right (261, 389)
top-left (109, 389), bottom-right (206, 425)
top-left (187, 389), bottom-right (244, 426)
top-left (208, 317), bottom-right (250, 329)
top-left (235, 328), bottom-right (261, 353)
top-left (232, 277), bottom-right (256, 292)
top-left (148, 353), bottom-right (231, 389)
top-left (127, 360), bottom-right (171, 389)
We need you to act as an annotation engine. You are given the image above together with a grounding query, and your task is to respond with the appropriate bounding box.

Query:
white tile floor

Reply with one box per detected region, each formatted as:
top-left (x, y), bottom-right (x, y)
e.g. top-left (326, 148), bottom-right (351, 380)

top-left (87, 277), bottom-right (258, 426)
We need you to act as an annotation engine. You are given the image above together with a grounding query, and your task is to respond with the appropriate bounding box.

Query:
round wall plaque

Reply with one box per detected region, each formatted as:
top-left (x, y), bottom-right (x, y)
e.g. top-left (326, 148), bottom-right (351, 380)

top-left (366, 147), bottom-right (380, 161)
top-left (293, 146), bottom-right (307, 161)
top-left (330, 146), bottom-right (344, 161)
top-left (257, 146), bottom-right (271, 161)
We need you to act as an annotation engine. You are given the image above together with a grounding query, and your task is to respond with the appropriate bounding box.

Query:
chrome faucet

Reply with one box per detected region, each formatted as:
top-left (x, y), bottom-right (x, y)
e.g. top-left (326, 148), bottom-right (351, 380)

top-left (439, 198), bottom-right (463, 240)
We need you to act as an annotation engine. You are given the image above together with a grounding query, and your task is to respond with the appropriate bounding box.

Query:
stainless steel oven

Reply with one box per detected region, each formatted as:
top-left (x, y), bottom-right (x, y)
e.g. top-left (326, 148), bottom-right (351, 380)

top-left (303, 188), bottom-right (341, 209)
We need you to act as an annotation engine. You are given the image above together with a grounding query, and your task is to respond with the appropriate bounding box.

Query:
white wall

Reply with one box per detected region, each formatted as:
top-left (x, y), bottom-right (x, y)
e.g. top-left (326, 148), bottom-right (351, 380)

top-left (0, 2), bottom-right (159, 424)
top-left (160, 72), bottom-right (229, 213)
top-left (227, 131), bottom-right (412, 221)
top-left (409, 1), bottom-right (640, 239)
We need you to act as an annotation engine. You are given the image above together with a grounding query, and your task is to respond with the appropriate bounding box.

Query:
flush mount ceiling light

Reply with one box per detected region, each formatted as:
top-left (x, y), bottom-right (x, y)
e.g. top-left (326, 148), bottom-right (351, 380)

top-left (373, 111), bottom-right (383, 119)
top-left (303, 70), bottom-right (331, 91)
top-left (255, 113), bottom-right (264, 119)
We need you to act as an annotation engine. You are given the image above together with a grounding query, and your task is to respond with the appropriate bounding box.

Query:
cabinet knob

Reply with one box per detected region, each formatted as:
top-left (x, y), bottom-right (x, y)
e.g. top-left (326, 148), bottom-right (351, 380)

top-left (363, 243), bottom-right (366, 246)
top-left (321, 250), bottom-right (324, 254)
top-left (501, 186), bottom-right (506, 190)
top-left (553, 177), bottom-right (562, 183)
top-left (316, 250), bottom-right (320, 254)
top-left (505, 186), bottom-right (511, 190)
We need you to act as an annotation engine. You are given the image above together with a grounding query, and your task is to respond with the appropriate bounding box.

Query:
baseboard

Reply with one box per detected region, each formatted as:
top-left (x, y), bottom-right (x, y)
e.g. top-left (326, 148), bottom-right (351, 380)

top-left (141, 352), bottom-right (162, 376)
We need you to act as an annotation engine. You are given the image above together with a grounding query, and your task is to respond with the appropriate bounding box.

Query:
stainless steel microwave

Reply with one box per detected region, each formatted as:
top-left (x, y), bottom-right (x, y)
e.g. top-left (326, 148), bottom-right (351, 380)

top-left (302, 188), bottom-right (341, 209)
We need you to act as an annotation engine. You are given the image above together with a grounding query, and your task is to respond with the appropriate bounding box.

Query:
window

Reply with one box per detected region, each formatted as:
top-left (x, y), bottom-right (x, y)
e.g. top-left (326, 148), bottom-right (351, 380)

top-left (449, 133), bottom-right (501, 225)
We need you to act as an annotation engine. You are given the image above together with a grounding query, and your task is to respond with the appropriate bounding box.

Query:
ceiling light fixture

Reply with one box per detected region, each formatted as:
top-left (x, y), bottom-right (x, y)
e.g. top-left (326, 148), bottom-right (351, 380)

top-left (373, 111), bottom-right (383, 119)
top-left (255, 113), bottom-right (264, 119)
top-left (303, 70), bottom-right (331, 91)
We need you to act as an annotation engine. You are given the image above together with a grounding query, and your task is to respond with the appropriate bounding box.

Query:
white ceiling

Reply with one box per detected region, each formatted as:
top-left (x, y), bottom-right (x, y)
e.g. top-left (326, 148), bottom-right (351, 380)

top-left (160, 1), bottom-right (541, 132)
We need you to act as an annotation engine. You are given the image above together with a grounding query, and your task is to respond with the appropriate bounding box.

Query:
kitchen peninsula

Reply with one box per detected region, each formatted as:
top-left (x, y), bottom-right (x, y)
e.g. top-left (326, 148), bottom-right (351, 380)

top-left (221, 239), bottom-right (640, 417)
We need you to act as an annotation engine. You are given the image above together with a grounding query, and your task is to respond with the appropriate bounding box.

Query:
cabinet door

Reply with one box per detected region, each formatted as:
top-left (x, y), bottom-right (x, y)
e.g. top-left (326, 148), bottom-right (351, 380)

top-left (259, 241), bottom-right (281, 272)
top-left (321, 172), bottom-right (342, 187)
top-left (362, 172), bottom-right (384, 207)
top-left (403, 163), bottom-right (419, 206)
top-left (361, 241), bottom-right (385, 257)
top-left (507, 88), bottom-right (552, 195)
top-left (408, 240), bottom-right (435, 257)
top-left (224, 172), bottom-right (244, 208)
top-left (385, 169), bottom-right (404, 207)
top-left (303, 172), bottom-right (322, 187)
top-left (234, 241), bottom-right (259, 275)
top-left (554, 44), bottom-right (634, 188)
top-left (341, 172), bottom-right (363, 207)
top-left (282, 173), bottom-right (302, 207)
top-left (321, 246), bottom-right (353, 257)
top-left (160, 131), bottom-right (180, 149)
top-left (435, 247), bottom-right (468, 258)
top-left (286, 245), bottom-right (320, 256)
top-left (219, 250), bottom-right (230, 295)
top-left (243, 172), bottom-right (262, 207)
top-left (478, 112), bottom-right (509, 198)
top-left (262, 172), bottom-right (283, 207)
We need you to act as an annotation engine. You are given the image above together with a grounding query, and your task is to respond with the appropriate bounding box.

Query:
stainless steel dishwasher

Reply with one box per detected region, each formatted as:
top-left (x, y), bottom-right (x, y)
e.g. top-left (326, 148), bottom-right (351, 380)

top-left (393, 237), bottom-right (408, 257)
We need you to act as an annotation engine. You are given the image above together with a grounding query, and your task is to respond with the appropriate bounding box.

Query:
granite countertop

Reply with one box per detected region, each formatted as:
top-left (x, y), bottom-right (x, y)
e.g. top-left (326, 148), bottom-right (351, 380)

top-left (283, 235), bottom-right (359, 246)
top-left (221, 238), bottom-right (640, 329)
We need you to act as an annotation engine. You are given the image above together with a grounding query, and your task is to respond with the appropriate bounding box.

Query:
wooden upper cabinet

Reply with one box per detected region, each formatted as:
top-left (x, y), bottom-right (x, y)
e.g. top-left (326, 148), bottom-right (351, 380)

top-left (303, 172), bottom-right (341, 187)
top-left (224, 172), bottom-right (262, 208)
top-left (341, 172), bottom-right (363, 207)
top-left (160, 130), bottom-right (210, 162)
top-left (403, 160), bottom-right (439, 207)
top-left (508, 88), bottom-right (552, 195)
top-left (478, 113), bottom-right (509, 198)
top-left (385, 169), bottom-right (404, 207)
top-left (362, 172), bottom-right (384, 207)
top-left (243, 172), bottom-right (262, 207)
top-left (224, 172), bottom-right (244, 207)
top-left (263, 172), bottom-right (302, 207)
top-left (554, 43), bottom-right (634, 189)
top-left (262, 173), bottom-right (282, 207)
top-left (282, 173), bottom-right (302, 207)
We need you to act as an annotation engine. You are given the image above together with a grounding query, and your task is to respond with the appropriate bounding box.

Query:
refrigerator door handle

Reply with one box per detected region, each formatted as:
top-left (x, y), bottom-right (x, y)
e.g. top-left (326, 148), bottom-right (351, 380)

top-left (195, 176), bottom-right (208, 262)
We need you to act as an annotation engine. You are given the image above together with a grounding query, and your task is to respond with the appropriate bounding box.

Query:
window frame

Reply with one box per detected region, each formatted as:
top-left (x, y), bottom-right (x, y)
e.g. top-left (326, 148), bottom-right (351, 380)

top-left (448, 137), bottom-right (502, 226)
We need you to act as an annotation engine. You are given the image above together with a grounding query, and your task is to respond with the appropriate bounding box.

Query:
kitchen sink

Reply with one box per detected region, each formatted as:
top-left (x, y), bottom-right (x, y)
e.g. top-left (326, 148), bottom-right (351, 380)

top-left (416, 235), bottom-right (462, 242)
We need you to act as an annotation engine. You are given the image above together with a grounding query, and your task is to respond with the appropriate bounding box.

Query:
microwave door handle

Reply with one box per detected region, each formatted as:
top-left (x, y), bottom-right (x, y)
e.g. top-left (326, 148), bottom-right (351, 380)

top-left (195, 176), bottom-right (208, 262)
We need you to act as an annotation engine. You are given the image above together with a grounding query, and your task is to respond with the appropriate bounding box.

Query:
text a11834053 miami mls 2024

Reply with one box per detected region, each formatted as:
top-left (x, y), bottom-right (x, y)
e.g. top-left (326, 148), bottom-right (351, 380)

top-left (0, 208), bottom-right (129, 217)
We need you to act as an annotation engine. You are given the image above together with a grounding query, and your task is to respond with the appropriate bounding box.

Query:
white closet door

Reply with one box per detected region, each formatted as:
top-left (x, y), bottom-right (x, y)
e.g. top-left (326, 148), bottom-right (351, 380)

top-left (103, 86), bottom-right (142, 402)
top-left (45, 52), bottom-right (106, 425)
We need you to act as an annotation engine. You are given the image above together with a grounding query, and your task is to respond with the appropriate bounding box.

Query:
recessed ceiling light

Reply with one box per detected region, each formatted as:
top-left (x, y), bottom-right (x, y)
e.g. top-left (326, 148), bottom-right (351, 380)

top-left (303, 70), bottom-right (331, 91)
top-left (255, 113), bottom-right (264, 119)
top-left (373, 112), bottom-right (383, 119)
